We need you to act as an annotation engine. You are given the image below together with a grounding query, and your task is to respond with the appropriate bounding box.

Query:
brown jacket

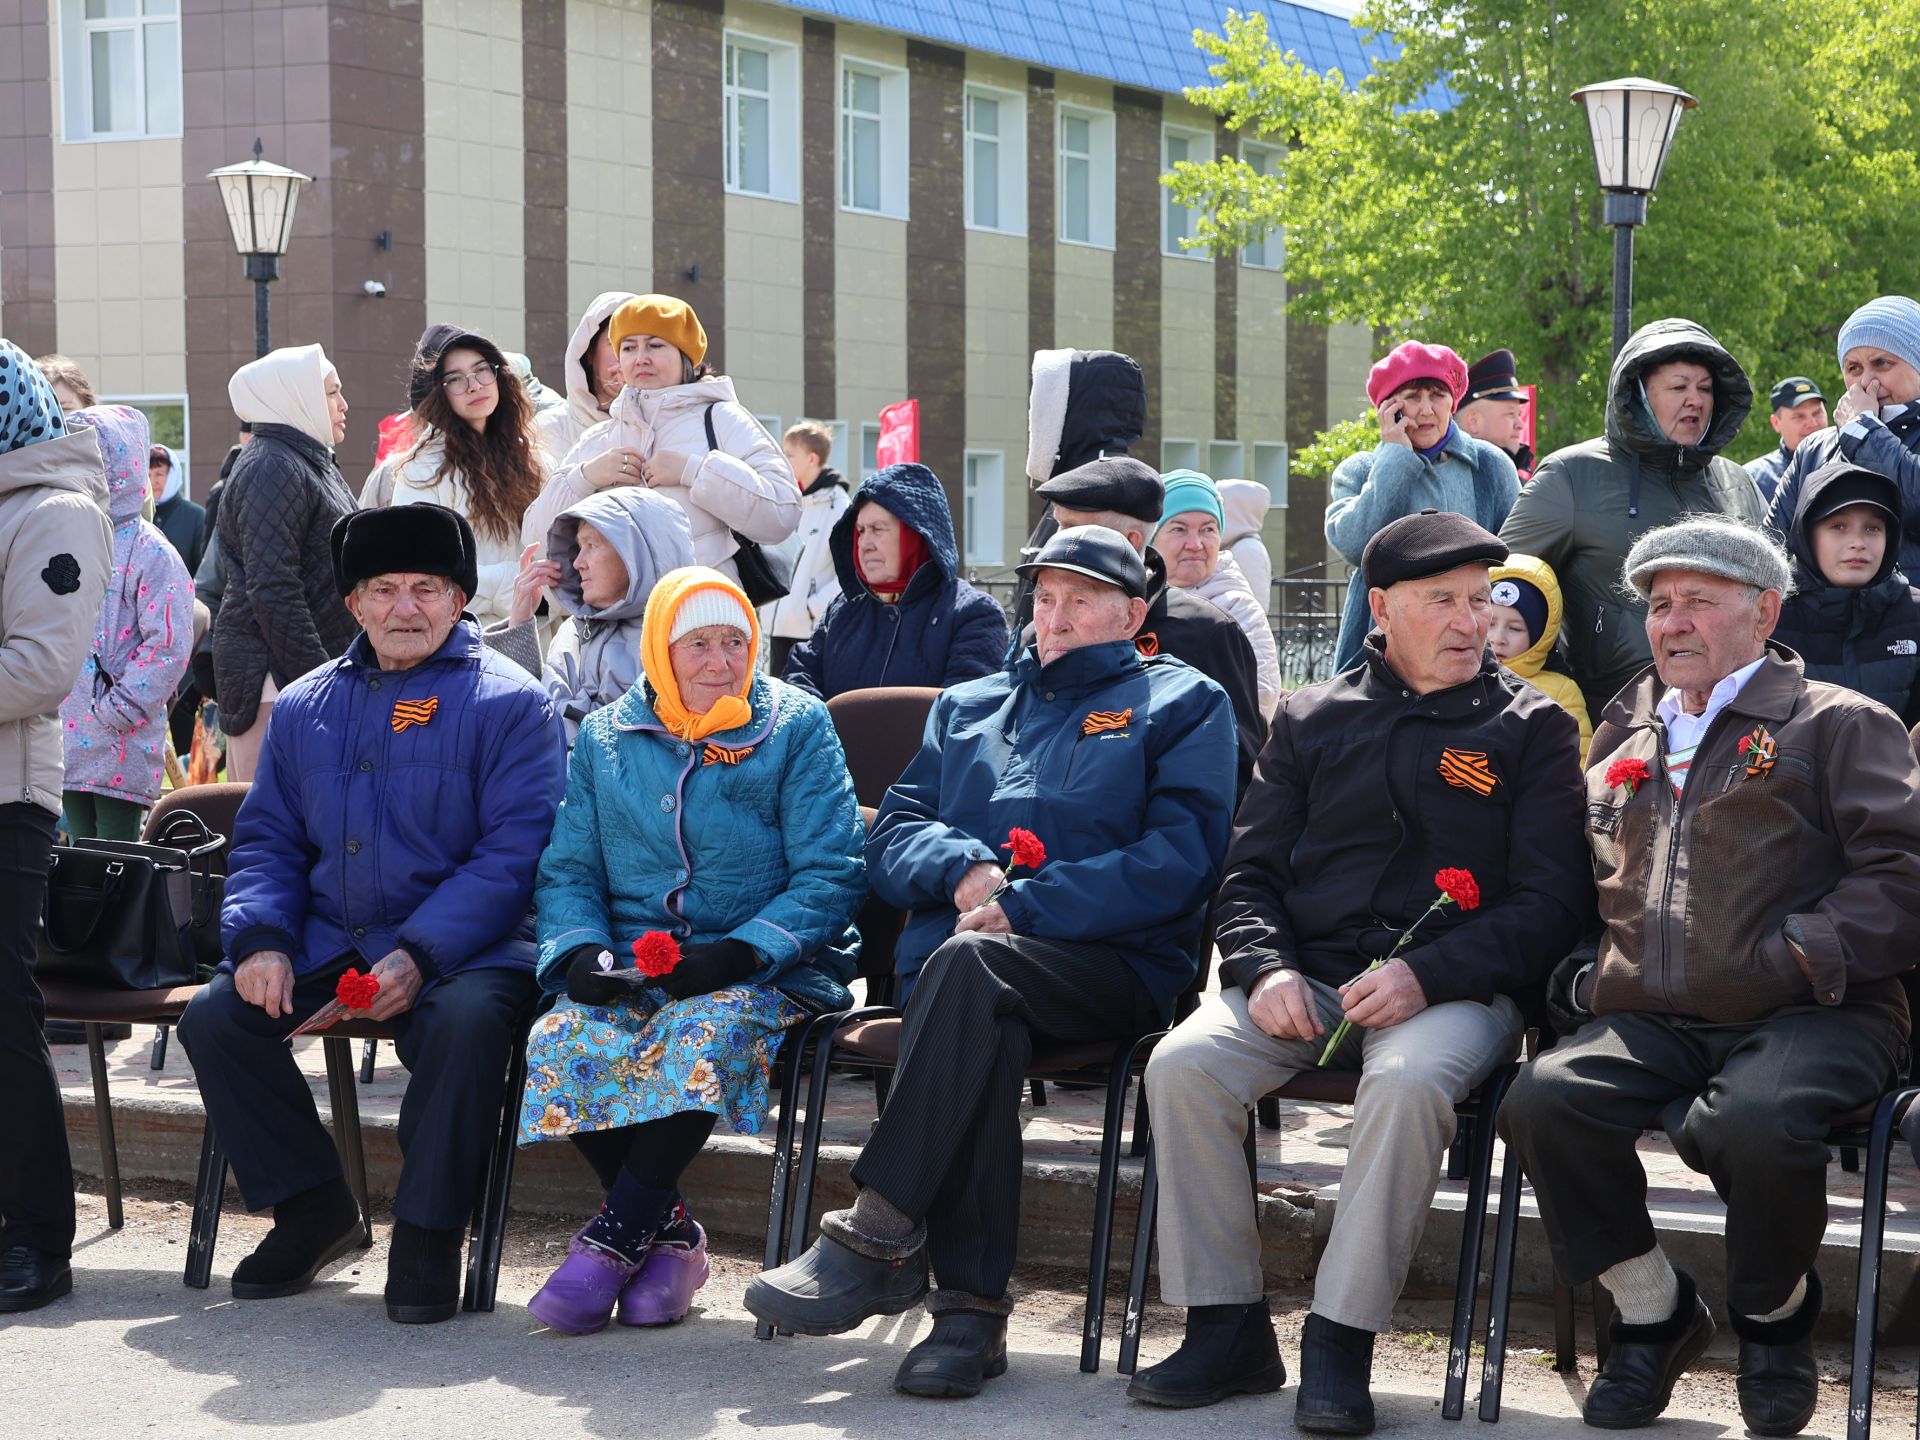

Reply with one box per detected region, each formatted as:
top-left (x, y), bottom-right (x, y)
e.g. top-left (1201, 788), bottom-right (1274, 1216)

top-left (1586, 645), bottom-right (1920, 1031)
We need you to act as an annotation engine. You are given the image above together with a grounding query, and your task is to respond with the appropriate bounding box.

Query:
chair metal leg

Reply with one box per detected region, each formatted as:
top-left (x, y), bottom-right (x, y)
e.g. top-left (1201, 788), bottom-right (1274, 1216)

top-left (1030, 1078), bottom-right (1048, 1107)
top-left (1256, 1094), bottom-right (1282, 1131)
top-left (758, 1011), bottom-right (836, 1340)
top-left (1478, 1132), bottom-right (1525, 1421)
top-left (872, 1066), bottom-right (890, 1115)
top-left (1079, 1058), bottom-right (1134, 1374)
top-left (1590, 1281), bottom-right (1612, 1370)
top-left (360, 1038), bottom-right (377, 1085)
top-left (1244, 1111), bottom-right (1259, 1189)
top-left (183, 1117), bottom-right (228, 1288)
top-left (1442, 1068), bottom-right (1509, 1422)
top-left (464, 1041), bottom-right (526, 1313)
top-left (150, 1023), bottom-right (169, 1071)
top-left (322, 1037), bottom-right (373, 1246)
top-left (1446, 1131), bottom-right (1469, 1181)
top-left (1552, 1276), bottom-right (1578, 1373)
top-left (1846, 1089), bottom-right (1914, 1440)
top-left (785, 1025), bottom-right (851, 1266)
top-left (85, 1023), bottom-right (124, 1229)
top-left (1118, 1136), bottom-right (1158, 1376)
top-left (1131, 1081), bottom-right (1152, 1158)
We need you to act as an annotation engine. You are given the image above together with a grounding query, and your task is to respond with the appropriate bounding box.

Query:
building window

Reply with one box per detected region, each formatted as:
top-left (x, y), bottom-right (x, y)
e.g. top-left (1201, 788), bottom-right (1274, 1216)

top-left (59, 0), bottom-right (182, 141)
top-left (1242, 143), bottom-right (1284, 270)
top-left (859, 422), bottom-right (882, 480)
top-left (841, 59), bottom-right (908, 219)
top-left (964, 85), bottom-right (1026, 235)
top-left (963, 451), bottom-right (1006, 567)
top-left (1059, 105), bottom-right (1115, 248)
top-left (724, 33), bottom-right (800, 202)
top-left (1163, 125), bottom-right (1211, 260)
top-left (1208, 440), bottom-right (1245, 480)
top-left (1161, 438), bottom-right (1200, 474)
top-left (1254, 442), bottom-right (1290, 508)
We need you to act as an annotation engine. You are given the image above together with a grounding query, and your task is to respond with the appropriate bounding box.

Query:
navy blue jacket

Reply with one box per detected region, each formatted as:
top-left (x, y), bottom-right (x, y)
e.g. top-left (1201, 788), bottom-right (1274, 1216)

top-left (222, 620), bottom-right (567, 983)
top-left (869, 638), bottom-right (1236, 1015)
top-left (782, 463), bottom-right (1008, 699)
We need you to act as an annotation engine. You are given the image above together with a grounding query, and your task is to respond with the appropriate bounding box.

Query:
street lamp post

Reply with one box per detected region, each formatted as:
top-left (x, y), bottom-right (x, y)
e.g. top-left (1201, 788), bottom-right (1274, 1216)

top-left (1569, 78), bottom-right (1699, 359)
top-left (207, 139), bottom-right (311, 359)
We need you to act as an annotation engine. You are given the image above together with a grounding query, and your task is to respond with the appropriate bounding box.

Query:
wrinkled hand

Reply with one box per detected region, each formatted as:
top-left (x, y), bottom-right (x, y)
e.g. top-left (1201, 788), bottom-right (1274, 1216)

top-left (952, 861), bottom-right (1002, 915)
top-left (235, 950), bottom-right (295, 1017)
top-left (508, 543), bottom-right (564, 627)
top-left (644, 450), bottom-right (694, 488)
top-left (1377, 404), bottom-right (1414, 450)
top-left (953, 902), bottom-right (1011, 935)
top-left (1833, 378), bottom-right (1886, 429)
top-left (364, 949), bottom-right (424, 1022)
top-left (1247, 969), bottom-right (1322, 1040)
top-left (1339, 957), bottom-right (1427, 1031)
top-left (583, 447), bottom-right (645, 490)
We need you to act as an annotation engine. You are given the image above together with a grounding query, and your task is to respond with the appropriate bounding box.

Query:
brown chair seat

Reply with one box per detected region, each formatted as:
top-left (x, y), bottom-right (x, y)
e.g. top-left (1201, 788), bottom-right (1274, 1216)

top-left (38, 980), bottom-right (199, 1025)
top-left (1270, 1069), bottom-right (1362, 1106)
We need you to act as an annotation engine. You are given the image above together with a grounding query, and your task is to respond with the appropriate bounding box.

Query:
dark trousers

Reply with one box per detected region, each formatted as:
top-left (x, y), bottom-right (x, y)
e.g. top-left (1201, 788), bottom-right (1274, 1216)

top-left (1500, 1008), bottom-right (1904, 1315)
top-left (849, 932), bottom-right (1157, 1299)
top-left (178, 959), bottom-right (536, 1230)
top-left (0, 804), bottom-right (72, 1258)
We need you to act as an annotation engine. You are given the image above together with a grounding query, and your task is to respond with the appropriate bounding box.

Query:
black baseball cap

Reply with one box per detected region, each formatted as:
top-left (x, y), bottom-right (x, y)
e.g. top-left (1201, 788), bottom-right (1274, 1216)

top-left (1769, 377), bottom-right (1825, 411)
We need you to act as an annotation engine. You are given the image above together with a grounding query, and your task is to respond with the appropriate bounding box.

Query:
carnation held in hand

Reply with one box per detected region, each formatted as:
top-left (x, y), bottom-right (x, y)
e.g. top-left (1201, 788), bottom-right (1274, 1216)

top-left (631, 931), bottom-right (682, 979)
top-left (1318, 867), bottom-right (1479, 1066)
top-left (1002, 828), bottom-right (1046, 872)
top-left (336, 968), bottom-right (381, 1009)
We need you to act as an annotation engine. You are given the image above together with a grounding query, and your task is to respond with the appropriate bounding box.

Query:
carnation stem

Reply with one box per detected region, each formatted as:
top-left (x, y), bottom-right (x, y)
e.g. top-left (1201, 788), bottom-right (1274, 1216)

top-left (1316, 894), bottom-right (1454, 1066)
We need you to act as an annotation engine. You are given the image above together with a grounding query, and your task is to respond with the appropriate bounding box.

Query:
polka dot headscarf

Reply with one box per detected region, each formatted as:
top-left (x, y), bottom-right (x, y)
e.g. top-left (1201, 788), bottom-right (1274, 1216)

top-left (0, 339), bottom-right (66, 455)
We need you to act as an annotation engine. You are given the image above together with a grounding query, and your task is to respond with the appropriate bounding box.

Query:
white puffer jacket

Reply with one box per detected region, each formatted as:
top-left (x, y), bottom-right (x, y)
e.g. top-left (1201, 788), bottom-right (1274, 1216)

top-left (524, 376), bottom-right (800, 580)
top-left (768, 472), bottom-right (851, 639)
top-left (1184, 549), bottom-right (1283, 718)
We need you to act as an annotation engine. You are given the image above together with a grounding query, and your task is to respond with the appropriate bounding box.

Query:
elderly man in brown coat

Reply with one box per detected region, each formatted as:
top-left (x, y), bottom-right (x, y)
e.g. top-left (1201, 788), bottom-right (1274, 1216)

top-left (1501, 515), bottom-right (1920, 1437)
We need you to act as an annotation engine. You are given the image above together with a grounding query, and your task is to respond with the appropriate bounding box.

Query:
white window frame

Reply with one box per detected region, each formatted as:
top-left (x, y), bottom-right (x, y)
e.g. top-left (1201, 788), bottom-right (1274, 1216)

top-left (1241, 142), bottom-right (1284, 271)
top-left (1162, 123), bottom-right (1212, 260)
top-left (723, 31), bottom-right (801, 204)
top-left (962, 450), bottom-right (1006, 567)
top-left (839, 57), bottom-right (910, 220)
top-left (1161, 437), bottom-right (1201, 474)
top-left (1207, 440), bottom-right (1245, 480)
top-left (59, 0), bottom-right (182, 143)
top-left (1057, 104), bottom-right (1115, 250)
top-left (963, 83), bottom-right (1026, 237)
top-left (859, 422), bottom-right (882, 480)
top-left (1254, 441), bottom-right (1290, 509)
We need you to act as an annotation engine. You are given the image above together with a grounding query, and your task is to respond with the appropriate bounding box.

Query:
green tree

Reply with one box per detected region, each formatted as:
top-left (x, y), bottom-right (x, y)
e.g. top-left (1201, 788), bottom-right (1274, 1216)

top-left (1167, 1), bottom-right (1920, 459)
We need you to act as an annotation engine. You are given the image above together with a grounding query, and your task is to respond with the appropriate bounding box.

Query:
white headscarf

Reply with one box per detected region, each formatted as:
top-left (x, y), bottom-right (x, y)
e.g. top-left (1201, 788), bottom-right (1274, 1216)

top-left (227, 344), bottom-right (338, 448)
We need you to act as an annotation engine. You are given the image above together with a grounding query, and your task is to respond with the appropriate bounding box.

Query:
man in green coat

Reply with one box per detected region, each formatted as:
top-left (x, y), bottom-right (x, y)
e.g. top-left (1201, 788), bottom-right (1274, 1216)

top-left (1498, 318), bottom-right (1764, 717)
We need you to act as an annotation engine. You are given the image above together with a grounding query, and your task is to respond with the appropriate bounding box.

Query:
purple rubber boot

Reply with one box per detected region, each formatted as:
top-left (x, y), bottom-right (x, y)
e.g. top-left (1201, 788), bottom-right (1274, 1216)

top-left (527, 1226), bottom-right (645, 1336)
top-left (617, 1220), bottom-right (711, 1326)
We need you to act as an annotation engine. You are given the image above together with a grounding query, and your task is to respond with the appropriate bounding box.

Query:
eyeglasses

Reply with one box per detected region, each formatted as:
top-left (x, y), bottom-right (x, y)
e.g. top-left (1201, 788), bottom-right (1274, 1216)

top-left (442, 362), bottom-right (498, 396)
top-left (360, 578), bottom-right (455, 606)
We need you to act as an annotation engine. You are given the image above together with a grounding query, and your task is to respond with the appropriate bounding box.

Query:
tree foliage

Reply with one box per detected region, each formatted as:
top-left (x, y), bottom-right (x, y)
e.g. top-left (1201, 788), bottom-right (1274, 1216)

top-left (1166, 1), bottom-right (1920, 458)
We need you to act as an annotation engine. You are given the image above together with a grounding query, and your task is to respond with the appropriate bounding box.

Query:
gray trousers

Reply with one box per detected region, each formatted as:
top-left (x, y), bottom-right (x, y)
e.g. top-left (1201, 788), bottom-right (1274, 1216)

top-left (1144, 977), bottom-right (1521, 1331)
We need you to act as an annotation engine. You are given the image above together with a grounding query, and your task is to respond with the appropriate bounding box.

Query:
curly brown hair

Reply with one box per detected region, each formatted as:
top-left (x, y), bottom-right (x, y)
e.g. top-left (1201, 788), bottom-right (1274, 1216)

top-left (406, 339), bottom-right (545, 544)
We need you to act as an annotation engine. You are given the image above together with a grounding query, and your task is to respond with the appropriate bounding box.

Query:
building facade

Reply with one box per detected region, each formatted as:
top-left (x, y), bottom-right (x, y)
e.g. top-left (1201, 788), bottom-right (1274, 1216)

top-left (0, 0), bottom-right (1375, 576)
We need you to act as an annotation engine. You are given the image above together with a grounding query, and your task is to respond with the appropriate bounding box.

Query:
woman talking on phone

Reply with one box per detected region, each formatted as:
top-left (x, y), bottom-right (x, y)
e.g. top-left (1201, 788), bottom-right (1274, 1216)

top-left (1323, 341), bottom-right (1519, 669)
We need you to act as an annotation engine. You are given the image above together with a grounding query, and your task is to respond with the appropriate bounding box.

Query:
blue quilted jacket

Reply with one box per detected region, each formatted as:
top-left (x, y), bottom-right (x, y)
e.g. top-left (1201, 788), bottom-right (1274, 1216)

top-left (534, 672), bottom-right (864, 1012)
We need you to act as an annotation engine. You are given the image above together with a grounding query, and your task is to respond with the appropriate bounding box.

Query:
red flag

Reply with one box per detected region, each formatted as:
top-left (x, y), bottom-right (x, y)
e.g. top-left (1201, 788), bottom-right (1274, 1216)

top-left (375, 411), bottom-right (417, 464)
top-left (875, 399), bottom-right (919, 467)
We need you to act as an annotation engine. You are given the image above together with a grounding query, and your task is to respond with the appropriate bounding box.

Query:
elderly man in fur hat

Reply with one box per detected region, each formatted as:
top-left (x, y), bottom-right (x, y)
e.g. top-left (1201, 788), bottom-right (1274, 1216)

top-left (178, 503), bottom-right (566, 1325)
top-left (1501, 515), bottom-right (1920, 1436)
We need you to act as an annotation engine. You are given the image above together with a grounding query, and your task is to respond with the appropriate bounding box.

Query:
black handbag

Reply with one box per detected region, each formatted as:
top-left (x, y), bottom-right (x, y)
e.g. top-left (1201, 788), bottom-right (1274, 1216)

top-left (703, 404), bottom-right (794, 607)
top-left (35, 809), bottom-right (227, 991)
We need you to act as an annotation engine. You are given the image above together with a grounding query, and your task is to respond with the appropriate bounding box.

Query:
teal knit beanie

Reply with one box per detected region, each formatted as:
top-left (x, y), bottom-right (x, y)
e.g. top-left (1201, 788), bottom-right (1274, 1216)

top-left (1155, 468), bottom-right (1223, 537)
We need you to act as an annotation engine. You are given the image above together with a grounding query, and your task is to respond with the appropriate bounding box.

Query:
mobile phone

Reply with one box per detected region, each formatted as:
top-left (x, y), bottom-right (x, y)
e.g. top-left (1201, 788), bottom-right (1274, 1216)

top-left (1393, 407), bottom-right (1405, 425)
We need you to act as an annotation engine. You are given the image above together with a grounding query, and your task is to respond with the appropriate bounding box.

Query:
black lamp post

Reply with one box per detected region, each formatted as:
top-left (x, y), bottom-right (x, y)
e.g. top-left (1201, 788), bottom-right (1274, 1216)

top-left (1569, 78), bottom-right (1698, 359)
top-left (207, 139), bottom-right (311, 359)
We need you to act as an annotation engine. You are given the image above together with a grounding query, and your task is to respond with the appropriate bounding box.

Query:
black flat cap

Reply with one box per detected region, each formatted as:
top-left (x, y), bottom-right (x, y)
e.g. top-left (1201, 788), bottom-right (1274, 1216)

top-left (331, 503), bottom-right (479, 598)
top-left (1362, 509), bottom-right (1508, 591)
top-left (1463, 348), bottom-right (1526, 404)
top-left (1016, 524), bottom-right (1149, 600)
top-left (1035, 456), bottom-right (1164, 525)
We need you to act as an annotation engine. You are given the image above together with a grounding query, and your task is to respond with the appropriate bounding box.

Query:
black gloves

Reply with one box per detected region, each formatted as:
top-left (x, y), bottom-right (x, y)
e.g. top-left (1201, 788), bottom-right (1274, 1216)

top-left (565, 944), bottom-right (648, 1009)
top-left (657, 939), bottom-right (760, 1001)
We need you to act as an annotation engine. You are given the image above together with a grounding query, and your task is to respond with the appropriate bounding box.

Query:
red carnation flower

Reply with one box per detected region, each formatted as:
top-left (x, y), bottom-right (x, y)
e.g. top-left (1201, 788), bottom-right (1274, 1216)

top-left (335, 968), bottom-right (381, 1010)
top-left (1738, 736), bottom-right (1752, 754)
top-left (1433, 867), bottom-right (1481, 911)
top-left (1003, 828), bottom-right (1047, 872)
top-left (631, 930), bottom-right (682, 978)
top-left (1604, 756), bottom-right (1651, 797)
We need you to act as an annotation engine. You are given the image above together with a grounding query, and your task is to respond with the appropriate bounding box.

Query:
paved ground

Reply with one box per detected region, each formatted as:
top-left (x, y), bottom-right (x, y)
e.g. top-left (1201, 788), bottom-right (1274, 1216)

top-left (5, 1188), bottom-right (1910, 1439)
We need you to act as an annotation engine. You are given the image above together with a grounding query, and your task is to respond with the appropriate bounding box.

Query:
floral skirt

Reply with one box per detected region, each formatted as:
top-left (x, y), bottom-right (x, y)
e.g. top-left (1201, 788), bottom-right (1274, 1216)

top-left (518, 984), bottom-right (807, 1146)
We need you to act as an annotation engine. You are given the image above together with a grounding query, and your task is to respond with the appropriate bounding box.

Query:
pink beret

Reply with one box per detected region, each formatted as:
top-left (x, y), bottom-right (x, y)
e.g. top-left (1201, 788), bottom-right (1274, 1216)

top-left (1366, 341), bottom-right (1470, 410)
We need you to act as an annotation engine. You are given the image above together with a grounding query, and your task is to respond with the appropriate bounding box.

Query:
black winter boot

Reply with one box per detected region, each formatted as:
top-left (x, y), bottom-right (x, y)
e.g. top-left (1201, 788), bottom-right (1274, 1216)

top-left (231, 1178), bottom-right (362, 1299)
top-left (1295, 1312), bottom-right (1376, 1435)
top-left (742, 1206), bottom-right (928, 1336)
top-left (384, 1219), bottom-right (464, 1324)
top-left (1729, 1272), bottom-right (1821, 1438)
top-left (1582, 1270), bottom-right (1715, 1430)
top-left (894, 1291), bottom-right (1011, 1398)
top-left (1127, 1298), bottom-right (1287, 1408)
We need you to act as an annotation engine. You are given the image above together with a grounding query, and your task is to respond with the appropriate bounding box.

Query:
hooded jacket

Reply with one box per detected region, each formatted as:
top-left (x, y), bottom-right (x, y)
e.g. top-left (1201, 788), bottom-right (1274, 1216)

top-left (523, 374), bottom-right (799, 581)
top-left (532, 291), bottom-right (633, 463)
top-left (482, 486), bottom-right (696, 744)
top-left (58, 406), bottom-right (195, 806)
top-left (1499, 319), bottom-right (1764, 717)
top-left (1772, 464), bottom-right (1920, 723)
top-left (213, 345), bottom-right (359, 735)
top-left (1181, 548), bottom-right (1283, 718)
top-left (1767, 403), bottom-right (1920, 577)
top-left (1488, 555), bottom-right (1593, 758)
top-left (1219, 478), bottom-right (1274, 602)
top-left (0, 343), bottom-right (113, 816)
top-left (782, 464), bottom-right (1008, 700)
top-left (768, 467), bottom-right (851, 640)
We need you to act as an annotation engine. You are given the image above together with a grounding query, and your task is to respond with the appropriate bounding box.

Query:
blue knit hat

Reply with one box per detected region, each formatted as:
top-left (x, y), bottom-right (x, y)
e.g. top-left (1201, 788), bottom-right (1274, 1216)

top-left (1836, 296), bottom-right (1920, 377)
top-left (1155, 468), bottom-right (1223, 536)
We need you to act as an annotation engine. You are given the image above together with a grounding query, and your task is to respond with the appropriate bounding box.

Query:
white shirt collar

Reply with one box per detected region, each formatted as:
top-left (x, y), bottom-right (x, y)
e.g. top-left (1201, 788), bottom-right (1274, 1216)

top-left (1657, 654), bottom-right (1768, 749)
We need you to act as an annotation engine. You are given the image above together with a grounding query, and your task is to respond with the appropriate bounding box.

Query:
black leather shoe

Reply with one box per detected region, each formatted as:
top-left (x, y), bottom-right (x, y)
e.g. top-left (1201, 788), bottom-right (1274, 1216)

top-left (0, 1244), bottom-right (73, 1313)
top-left (742, 1210), bottom-right (928, 1336)
top-left (1583, 1271), bottom-right (1716, 1429)
top-left (384, 1220), bottom-right (463, 1324)
top-left (1295, 1312), bottom-right (1376, 1434)
top-left (895, 1301), bottom-right (1010, 1398)
top-left (231, 1179), bottom-right (363, 1300)
top-left (1730, 1272), bottom-right (1821, 1437)
top-left (1128, 1298), bottom-right (1288, 1408)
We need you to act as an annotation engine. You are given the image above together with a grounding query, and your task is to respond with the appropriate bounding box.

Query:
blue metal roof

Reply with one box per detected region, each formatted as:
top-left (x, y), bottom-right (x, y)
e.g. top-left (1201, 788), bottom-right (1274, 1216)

top-left (772, 2), bottom-right (1390, 96)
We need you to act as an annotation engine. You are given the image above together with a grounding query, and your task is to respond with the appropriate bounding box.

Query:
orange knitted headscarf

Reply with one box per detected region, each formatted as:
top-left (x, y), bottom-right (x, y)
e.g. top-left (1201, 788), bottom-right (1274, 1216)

top-left (640, 566), bottom-right (760, 741)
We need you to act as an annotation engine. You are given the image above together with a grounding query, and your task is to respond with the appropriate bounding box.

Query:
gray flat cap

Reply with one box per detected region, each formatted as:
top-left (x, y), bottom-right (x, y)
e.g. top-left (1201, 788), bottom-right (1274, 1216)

top-left (1623, 515), bottom-right (1793, 601)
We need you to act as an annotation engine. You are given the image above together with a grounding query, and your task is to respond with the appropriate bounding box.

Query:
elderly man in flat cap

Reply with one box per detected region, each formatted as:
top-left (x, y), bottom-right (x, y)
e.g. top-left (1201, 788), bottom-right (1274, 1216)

top-left (1501, 514), bottom-right (1920, 1436)
top-left (1128, 510), bottom-right (1590, 1433)
top-left (746, 526), bottom-right (1238, 1399)
top-left (178, 503), bottom-right (566, 1325)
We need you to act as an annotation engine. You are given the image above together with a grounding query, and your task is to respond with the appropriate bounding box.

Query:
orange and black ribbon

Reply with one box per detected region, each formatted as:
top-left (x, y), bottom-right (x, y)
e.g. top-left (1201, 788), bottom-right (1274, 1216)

top-left (1437, 747), bottom-right (1500, 796)
top-left (1739, 725), bottom-right (1777, 778)
top-left (1082, 708), bottom-right (1133, 736)
top-left (390, 697), bottom-right (439, 733)
top-left (703, 743), bottom-right (755, 767)
top-left (1134, 632), bottom-right (1159, 657)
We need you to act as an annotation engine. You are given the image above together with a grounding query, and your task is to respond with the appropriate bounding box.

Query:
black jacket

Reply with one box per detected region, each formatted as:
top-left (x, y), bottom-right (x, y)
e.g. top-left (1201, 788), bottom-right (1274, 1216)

top-left (211, 424), bottom-right (359, 734)
top-left (153, 491), bottom-right (207, 575)
top-left (1215, 636), bottom-right (1592, 1006)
